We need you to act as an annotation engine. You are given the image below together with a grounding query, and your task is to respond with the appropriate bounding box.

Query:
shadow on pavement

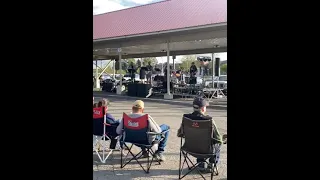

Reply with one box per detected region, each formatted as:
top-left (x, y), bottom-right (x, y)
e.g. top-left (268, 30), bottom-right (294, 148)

top-left (93, 92), bottom-right (227, 110)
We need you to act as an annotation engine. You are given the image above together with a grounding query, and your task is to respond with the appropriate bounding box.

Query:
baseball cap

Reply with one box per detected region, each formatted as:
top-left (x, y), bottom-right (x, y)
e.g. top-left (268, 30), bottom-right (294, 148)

top-left (133, 100), bottom-right (144, 109)
top-left (193, 97), bottom-right (209, 109)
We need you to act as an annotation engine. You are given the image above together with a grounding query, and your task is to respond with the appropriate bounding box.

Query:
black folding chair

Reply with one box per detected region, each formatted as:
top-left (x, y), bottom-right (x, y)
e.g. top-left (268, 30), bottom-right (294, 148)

top-left (120, 113), bottom-right (169, 173)
top-left (178, 116), bottom-right (220, 180)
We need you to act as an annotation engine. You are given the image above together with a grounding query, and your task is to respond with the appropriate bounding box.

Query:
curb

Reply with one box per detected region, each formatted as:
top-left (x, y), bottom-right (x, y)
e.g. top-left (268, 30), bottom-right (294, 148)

top-left (93, 92), bottom-right (227, 110)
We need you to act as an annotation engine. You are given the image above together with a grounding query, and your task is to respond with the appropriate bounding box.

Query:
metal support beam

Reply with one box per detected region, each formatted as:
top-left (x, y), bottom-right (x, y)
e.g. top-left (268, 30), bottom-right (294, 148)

top-left (95, 60), bottom-right (100, 88)
top-left (93, 47), bottom-right (227, 60)
top-left (119, 52), bottom-right (122, 89)
top-left (164, 42), bottom-right (173, 99)
top-left (113, 59), bottom-right (115, 79)
top-left (98, 60), bottom-right (112, 77)
top-left (93, 62), bottom-right (103, 71)
top-left (166, 43), bottom-right (170, 95)
top-left (212, 53), bottom-right (215, 88)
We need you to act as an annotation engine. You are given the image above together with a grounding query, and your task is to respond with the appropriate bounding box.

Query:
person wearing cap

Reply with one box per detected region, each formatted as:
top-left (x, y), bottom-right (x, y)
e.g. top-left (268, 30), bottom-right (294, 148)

top-left (116, 100), bottom-right (170, 161)
top-left (177, 97), bottom-right (223, 172)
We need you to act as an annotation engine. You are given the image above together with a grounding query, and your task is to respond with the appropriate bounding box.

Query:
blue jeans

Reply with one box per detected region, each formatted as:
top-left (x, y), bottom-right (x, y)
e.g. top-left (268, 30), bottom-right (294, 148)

top-left (197, 144), bottom-right (221, 168)
top-left (155, 124), bottom-right (170, 153)
top-left (120, 124), bottom-right (170, 152)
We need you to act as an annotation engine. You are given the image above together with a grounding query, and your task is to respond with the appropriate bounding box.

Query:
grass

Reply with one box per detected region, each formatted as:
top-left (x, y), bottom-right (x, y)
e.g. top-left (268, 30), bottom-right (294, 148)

top-left (93, 88), bottom-right (102, 92)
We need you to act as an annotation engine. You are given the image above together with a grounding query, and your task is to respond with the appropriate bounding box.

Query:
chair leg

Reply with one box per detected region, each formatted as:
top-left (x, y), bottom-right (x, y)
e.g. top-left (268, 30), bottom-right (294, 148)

top-left (179, 151), bottom-right (207, 180)
top-left (121, 143), bottom-right (134, 168)
top-left (179, 149), bottom-right (182, 179)
top-left (213, 162), bottom-right (219, 175)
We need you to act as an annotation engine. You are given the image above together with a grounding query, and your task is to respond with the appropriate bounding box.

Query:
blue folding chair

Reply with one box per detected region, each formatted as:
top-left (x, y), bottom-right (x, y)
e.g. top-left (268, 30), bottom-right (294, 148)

top-left (120, 113), bottom-right (169, 173)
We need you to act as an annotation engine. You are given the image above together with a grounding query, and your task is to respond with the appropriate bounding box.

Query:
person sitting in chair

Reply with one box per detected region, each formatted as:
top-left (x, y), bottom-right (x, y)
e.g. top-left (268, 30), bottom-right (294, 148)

top-left (97, 98), bottom-right (120, 137)
top-left (177, 97), bottom-right (226, 172)
top-left (116, 100), bottom-right (170, 161)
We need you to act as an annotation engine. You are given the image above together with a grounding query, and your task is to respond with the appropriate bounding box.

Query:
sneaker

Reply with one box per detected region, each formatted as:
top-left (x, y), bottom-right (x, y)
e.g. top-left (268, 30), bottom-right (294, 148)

top-left (141, 150), bottom-right (151, 158)
top-left (208, 163), bottom-right (218, 174)
top-left (153, 151), bottom-right (166, 162)
top-left (197, 162), bottom-right (213, 174)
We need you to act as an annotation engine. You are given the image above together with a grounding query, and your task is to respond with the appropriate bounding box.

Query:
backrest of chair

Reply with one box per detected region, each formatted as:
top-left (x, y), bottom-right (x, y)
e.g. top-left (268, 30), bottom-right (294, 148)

top-left (122, 113), bottom-right (150, 144)
top-left (93, 107), bottom-right (105, 136)
top-left (182, 116), bottom-right (213, 154)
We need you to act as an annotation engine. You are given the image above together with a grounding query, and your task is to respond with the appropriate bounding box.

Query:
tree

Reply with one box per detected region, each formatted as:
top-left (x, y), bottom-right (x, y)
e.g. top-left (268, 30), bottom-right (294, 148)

top-left (127, 58), bottom-right (136, 66)
top-left (136, 59), bottom-right (142, 68)
top-left (115, 60), bottom-right (128, 74)
top-left (180, 55), bottom-right (198, 72)
top-left (220, 64), bottom-right (227, 74)
top-left (142, 57), bottom-right (158, 66)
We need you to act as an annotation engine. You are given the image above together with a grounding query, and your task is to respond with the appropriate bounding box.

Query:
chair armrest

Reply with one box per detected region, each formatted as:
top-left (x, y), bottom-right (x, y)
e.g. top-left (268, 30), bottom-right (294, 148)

top-left (104, 123), bottom-right (118, 127)
top-left (147, 129), bottom-right (170, 135)
top-left (146, 132), bottom-right (163, 135)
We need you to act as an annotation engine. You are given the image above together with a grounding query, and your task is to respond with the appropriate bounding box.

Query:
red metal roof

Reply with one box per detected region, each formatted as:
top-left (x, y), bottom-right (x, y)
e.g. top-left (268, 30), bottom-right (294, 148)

top-left (93, 0), bottom-right (227, 40)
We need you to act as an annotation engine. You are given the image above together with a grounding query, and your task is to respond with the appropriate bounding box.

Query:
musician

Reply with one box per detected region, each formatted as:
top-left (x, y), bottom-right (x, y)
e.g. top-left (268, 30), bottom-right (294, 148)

top-left (146, 61), bottom-right (153, 84)
top-left (189, 62), bottom-right (198, 77)
top-left (128, 62), bottom-right (136, 81)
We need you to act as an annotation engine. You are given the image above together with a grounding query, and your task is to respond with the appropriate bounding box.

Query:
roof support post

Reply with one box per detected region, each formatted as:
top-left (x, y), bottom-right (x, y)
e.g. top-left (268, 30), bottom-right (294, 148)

top-left (95, 60), bottom-right (100, 89)
top-left (212, 53), bottom-right (215, 88)
top-left (113, 59), bottom-right (115, 79)
top-left (164, 42), bottom-right (173, 99)
top-left (116, 49), bottom-right (123, 94)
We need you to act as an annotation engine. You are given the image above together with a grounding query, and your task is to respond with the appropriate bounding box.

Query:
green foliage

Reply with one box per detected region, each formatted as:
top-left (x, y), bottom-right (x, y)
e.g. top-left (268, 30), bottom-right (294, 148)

top-left (127, 58), bottom-right (136, 65)
top-left (180, 55), bottom-right (198, 71)
top-left (115, 60), bottom-right (128, 71)
top-left (136, 59), bottom-right (142, 68)
top-left (142, 57), bottom-right (158, 66)
top-left (220, 64), bottom-right (227, 74)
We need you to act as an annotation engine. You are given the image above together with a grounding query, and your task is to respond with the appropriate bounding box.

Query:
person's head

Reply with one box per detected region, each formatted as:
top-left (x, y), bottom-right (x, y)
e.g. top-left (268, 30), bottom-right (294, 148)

top-left (193, 97), bottom-right (209, 114)
top-left (93, 103), bottom-right (98, 108)
top-left (191, 62), bottom-right (195, 65)
top-left (148, 61), bottom-right (151, 65)
top-left (132, 100), bottom-right (144, 113)
top-left (101, 98), bottom-right (109, 106)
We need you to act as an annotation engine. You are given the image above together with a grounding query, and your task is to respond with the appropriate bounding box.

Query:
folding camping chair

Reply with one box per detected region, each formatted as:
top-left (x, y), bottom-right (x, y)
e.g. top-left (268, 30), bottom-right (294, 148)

top-left (120, 113), bottom-right (169, 173)
top-left (178, 116), bottom-right (220, 180)
top-left (93, 107), bottom-right (119, 163)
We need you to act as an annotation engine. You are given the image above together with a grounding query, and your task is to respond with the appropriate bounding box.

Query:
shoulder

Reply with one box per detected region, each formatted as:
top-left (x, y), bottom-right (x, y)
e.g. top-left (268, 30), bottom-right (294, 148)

top-left (202, 115), bottom-right (212, 120)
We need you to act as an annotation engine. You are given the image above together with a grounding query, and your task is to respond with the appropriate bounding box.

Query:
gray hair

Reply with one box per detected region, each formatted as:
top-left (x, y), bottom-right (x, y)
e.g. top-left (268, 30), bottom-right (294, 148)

top-left (193, 107), bottom-right (201, 112)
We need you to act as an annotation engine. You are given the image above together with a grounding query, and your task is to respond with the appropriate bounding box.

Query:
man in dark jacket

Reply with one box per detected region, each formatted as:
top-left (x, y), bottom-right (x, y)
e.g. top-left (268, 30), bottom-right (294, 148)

top-left (177, 97), bottom-right (224, 172)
